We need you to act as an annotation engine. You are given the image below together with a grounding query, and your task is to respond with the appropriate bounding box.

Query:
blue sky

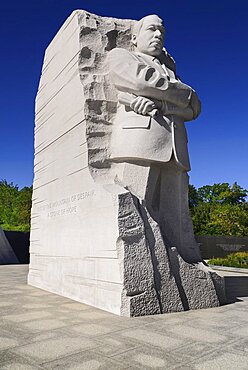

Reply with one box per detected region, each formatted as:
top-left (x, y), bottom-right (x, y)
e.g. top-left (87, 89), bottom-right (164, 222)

top-left (1, 0), bottom-right (248, 190)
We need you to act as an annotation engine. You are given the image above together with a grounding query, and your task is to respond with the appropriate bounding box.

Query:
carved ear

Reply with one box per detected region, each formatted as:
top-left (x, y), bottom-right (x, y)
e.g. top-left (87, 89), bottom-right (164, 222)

top-left (131, 34), bottom-right (137, 46)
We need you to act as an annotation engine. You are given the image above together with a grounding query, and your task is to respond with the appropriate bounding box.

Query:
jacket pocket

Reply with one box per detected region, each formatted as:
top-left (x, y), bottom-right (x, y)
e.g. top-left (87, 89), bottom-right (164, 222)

top-left (121, 115), bottom-right (151, 129)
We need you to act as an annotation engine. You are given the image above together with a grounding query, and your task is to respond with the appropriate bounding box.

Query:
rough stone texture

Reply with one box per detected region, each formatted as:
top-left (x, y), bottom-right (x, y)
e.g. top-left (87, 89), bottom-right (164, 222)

top-left (117, 192), bottom-right (161, 316)
top-left (209, 270), bottom-right (227, 305)
top-left (79, 12), bottom-right (134, 183)
top-left (29, 10), bottom-right (226, 316)
top-left (169, 250), bottom-right (220, 310)
top-left (117, 194), bottom-right (223, 315)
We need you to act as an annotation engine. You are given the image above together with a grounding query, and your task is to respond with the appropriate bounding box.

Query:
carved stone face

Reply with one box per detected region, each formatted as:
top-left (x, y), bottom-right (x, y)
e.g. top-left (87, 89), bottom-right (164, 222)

top-left (133, 15), bottom-right (165, 57)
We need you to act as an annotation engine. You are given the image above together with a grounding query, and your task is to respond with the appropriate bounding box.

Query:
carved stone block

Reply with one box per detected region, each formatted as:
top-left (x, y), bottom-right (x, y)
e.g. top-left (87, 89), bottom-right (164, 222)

top-left (28, 10), bottom-right (226, 316)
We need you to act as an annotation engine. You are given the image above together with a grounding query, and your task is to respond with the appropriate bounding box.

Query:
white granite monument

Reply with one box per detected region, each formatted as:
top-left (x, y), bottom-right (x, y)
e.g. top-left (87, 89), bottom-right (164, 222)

top-left (28, 10), bottom-right (226, 316)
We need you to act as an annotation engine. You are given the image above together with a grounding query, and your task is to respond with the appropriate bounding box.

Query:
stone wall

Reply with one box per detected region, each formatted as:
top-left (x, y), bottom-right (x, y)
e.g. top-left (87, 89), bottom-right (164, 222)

top-left (196, 235), bottom-right (248, 259)
top-left (0, 228), bottom-right (29, 264)
top-left (28, 10), bottom-right (133, 315)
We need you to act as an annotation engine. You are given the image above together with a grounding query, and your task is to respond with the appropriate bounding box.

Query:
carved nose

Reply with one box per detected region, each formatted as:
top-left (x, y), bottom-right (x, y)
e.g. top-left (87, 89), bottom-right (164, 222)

top-left (154, 29), bottom-right (162, 38)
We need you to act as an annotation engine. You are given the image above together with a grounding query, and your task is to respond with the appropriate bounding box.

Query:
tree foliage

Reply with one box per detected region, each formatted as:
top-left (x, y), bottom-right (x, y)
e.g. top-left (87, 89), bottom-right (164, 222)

top-left (0, 179), bottom-right (32, 232)
top-left (190, 182), bottom-right (248, 236)
top-left (196, 182), bottom-right (247, 205)
top-left (188, 184), bottom-right (200, 208)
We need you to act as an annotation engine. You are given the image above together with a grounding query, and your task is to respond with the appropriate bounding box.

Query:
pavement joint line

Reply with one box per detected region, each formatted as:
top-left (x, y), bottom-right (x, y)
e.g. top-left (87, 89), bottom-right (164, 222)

top-left (38, 346), bottom-right (104, 367)
top-left (108, 346), bottom-right (144, 358)
top-left (39, 348), bottom-right (132, 369)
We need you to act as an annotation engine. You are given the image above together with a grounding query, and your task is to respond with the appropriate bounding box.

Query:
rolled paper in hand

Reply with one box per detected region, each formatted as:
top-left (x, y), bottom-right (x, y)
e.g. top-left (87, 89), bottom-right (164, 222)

top-left (118, 92), bottom-right (158, 117)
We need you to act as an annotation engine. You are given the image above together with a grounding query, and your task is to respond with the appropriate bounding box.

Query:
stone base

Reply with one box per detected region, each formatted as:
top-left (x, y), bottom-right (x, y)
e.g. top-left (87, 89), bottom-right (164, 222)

top-left (29, 185), bottom-right (226, 317)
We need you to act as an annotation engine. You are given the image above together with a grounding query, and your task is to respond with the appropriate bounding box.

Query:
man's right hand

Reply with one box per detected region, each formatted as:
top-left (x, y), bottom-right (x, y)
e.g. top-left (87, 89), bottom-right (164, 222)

top-left (130, 96), bottom-right (157, 116)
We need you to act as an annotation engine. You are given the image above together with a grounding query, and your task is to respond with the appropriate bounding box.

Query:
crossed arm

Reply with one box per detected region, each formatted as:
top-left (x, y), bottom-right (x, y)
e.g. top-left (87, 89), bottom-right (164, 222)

top-left (130, 95), bottom-right (196, 121)
top-left (107, 48), bottom-right (201, 121)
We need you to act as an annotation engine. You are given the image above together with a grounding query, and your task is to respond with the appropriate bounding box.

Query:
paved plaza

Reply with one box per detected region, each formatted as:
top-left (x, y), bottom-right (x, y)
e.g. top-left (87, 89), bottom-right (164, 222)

top-left (0, 265), bottom-right (247, 369)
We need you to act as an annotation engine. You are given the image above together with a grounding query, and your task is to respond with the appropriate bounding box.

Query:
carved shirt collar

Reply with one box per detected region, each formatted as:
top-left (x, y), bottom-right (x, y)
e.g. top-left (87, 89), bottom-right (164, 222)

top-left (135, 48), bottom-right (170, 63)
top-left (135, 50), bottom-right (175, 80)
top-left (135, 51), bottom-right (162, 64)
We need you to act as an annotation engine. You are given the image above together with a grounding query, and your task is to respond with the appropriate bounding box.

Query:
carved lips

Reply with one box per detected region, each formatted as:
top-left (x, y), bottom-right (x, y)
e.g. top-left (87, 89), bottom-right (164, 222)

top-left (150, 39), bottom-right (163, 49)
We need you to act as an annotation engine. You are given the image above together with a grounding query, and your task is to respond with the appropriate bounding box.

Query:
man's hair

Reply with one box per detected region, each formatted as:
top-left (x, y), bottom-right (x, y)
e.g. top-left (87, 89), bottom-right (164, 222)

top-left (132, 14), bottom-right (163, 36)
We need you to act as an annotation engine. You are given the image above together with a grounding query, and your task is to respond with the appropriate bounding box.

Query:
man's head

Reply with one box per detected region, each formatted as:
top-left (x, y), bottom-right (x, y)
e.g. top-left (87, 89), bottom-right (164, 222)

top-left (132, 15), bottom-right (165, 57)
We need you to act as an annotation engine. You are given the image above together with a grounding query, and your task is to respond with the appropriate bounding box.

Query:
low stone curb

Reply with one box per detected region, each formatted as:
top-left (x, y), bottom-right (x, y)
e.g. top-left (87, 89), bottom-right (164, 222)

top-left (207, 264), bottom-right (248, 275)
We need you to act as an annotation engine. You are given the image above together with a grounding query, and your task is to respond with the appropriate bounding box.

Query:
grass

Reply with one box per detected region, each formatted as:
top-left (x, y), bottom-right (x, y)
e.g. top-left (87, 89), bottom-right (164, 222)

top-left (208, 252), bottom-right (248, 269)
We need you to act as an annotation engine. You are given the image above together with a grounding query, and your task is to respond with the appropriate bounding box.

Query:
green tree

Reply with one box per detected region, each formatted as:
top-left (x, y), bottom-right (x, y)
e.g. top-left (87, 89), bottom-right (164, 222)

top-left (14, 186), bottom-right (33, 227)
top-left (0, 179), bottom-right (19, 226)
top-left (197, 182), bottom-right (247, 205)
top-left (191, 203), bottom-right (212, 234)
top-left (0, 179), bottom-right (32, 231)
top-left (188, 184), bottom-right (200, 208)
top-left (190, 182), bottom-right (248, 236)
top-left (207, 203), bottom-right (248, 236)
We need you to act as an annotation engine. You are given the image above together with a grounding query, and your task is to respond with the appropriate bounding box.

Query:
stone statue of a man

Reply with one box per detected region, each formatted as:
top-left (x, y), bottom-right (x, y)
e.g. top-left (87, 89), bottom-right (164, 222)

top-left (107, 14), bottom-right (201, 262)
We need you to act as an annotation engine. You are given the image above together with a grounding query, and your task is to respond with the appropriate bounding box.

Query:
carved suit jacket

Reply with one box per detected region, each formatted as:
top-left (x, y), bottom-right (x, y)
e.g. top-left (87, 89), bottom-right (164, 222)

top-left (107, 47), bottom-right (201, 171)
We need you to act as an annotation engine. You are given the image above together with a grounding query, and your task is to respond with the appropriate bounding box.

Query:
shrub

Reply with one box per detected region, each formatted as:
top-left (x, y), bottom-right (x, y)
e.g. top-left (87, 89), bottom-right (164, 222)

top-left (208, 252), bottom-right (248, 269)
top-left (1, 223), bottom-right (30, 232)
